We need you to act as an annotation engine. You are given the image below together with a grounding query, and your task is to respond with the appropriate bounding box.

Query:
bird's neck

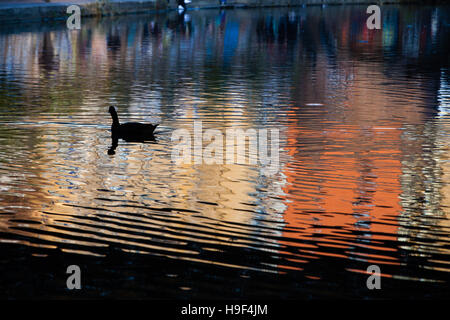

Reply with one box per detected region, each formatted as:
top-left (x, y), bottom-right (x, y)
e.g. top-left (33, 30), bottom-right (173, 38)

top-left (110, 110), bottom-right (120, 127)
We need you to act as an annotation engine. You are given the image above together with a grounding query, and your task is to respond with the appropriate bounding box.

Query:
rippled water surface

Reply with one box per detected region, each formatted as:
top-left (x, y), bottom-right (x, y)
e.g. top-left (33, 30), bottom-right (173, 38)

top-left (0, 5), bottom-right (449, 298)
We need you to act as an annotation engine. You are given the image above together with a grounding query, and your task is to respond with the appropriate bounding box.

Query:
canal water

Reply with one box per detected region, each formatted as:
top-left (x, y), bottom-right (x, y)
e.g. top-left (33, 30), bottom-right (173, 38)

top-left (0, 5), bottom-right (449, 299)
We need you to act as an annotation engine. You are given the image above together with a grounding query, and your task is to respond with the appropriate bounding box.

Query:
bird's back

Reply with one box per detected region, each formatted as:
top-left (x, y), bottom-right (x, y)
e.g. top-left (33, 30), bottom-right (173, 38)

top-left (121, 122), bottom-right (156, 133)
top-left (115, 122), bottom-right (158, 141)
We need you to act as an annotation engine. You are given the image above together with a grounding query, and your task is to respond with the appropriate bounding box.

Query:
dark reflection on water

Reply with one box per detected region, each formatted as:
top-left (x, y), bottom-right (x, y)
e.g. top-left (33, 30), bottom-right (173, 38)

top-left (0, 5), bottom-right (449, 298)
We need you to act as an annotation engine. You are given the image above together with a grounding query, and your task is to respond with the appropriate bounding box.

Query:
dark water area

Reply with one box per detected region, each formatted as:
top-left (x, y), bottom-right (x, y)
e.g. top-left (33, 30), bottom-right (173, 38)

top-left (0, 5), bottom-right (449, 299)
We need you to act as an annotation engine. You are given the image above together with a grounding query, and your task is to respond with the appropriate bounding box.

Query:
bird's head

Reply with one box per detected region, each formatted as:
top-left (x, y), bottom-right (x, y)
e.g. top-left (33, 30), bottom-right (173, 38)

top-left (109, 106), bottom-right (116, 114)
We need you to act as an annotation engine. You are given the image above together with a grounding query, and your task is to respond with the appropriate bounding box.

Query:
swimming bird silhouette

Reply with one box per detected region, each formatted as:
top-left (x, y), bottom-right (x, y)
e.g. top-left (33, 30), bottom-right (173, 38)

top-left (107, 106), bottom-right (158, 155)
top-left (109, 106), bottom-right (158, 141)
